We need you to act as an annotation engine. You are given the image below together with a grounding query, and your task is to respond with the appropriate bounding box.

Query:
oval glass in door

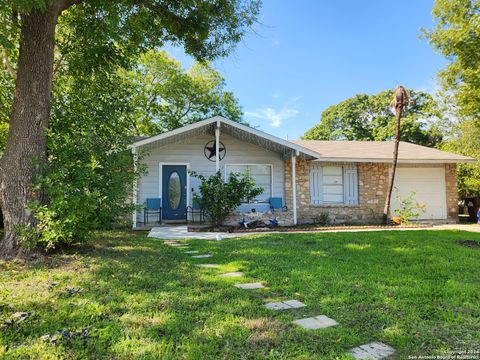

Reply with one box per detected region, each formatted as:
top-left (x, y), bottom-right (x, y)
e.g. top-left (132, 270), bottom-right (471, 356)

top-left (168, 171), bottom-right (181, 210)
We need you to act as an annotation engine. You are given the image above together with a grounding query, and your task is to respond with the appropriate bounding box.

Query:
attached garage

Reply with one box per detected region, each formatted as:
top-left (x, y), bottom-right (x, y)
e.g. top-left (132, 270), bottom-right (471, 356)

top-left (391, 167), bottom-right (447, 220)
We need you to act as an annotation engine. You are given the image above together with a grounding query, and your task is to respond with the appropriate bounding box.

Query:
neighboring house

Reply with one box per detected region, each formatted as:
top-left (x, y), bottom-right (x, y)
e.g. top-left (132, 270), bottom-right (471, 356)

top-left (130, 116), bottom-right (475, 227)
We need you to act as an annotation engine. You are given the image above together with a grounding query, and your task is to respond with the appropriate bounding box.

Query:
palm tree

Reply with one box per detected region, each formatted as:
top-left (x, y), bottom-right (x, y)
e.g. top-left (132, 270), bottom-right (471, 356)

top-left (382, 86), bottom-right (414, 224)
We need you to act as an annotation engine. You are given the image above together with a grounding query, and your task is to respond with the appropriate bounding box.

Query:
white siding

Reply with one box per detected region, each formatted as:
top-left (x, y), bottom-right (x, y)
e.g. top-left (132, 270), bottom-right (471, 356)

top-left (137, 133), bottom-right (285, 221)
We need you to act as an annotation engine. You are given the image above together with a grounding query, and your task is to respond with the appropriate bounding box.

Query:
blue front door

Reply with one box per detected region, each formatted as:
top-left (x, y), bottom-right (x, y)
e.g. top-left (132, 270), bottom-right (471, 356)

top-left (162, 165), bottom-right (187, 220)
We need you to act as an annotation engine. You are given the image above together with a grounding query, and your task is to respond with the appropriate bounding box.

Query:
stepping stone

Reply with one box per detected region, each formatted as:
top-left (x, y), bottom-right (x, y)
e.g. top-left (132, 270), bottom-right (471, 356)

top-left (191, 254), bottom-right (212, 258)
top-left (283, 300), bottom-right (306, 309)
top-left (195, 264), bottom-right (220, 268)
top-left (293, 315), bottom-right (337, 330)
top-left (184, 250), bottom-right (199, 254)
top-left (168, 243), bottom-right (184, 247)
top-left (176, 246), bottom-right (190, 249)
top-left (234, 283), bottom-right (264, 289)
top-left (264, 300), bottom-right (306, 310)
top-left (348, 342), bottom-right (396, 359)
top-left (218, 272), bottom-right (243, 278)
top-left (265, 302), bottom-right (292, 310)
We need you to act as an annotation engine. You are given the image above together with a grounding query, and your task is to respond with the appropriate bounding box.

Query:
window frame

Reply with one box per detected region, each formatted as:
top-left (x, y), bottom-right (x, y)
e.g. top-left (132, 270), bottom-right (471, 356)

top-left (224, 164), bottom-right (274, 203)
top-left (310, 165), bottom-right (359, 206)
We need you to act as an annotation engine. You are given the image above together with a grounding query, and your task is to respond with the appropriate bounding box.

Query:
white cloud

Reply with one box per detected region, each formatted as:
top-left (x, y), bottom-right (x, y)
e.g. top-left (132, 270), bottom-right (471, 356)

top-left (245, 105), bottom-right (299, 128)
top-left (272, 39), bottom-right (281, 46)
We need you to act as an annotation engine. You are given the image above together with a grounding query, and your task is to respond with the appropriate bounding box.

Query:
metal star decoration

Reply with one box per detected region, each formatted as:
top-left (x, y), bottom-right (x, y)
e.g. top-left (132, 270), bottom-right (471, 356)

top-left (204, 140), bottom-right (226, 162)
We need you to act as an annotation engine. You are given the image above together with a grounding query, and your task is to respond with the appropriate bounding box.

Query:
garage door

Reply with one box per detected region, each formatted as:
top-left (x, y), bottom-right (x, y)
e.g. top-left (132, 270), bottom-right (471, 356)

top-left (391, 167), bottom-right (447, 220)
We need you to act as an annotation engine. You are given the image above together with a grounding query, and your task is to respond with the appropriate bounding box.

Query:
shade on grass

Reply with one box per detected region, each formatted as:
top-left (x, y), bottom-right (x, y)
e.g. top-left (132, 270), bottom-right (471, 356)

top-left (0, 229), bottom-right (479, 359)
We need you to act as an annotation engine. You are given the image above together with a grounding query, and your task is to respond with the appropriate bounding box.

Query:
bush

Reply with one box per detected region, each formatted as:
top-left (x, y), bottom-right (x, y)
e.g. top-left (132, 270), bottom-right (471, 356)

top-left (392, 189), bottom-right (427, 224)
top-left (191, 170), bottom-right (263, 226)
top-left (17, 71), bottom-right (140, 251)
top-left (313, 212), bottom-right (331, 226)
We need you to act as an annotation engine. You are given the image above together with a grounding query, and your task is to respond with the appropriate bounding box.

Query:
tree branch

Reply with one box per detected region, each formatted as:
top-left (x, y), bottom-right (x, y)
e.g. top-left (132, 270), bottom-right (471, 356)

top-left (133, 0), bottom-right (188, 26)
top-left (56, 0), bottom-right (83, 15)
top-left (1, 47), bottom-right (16, 80)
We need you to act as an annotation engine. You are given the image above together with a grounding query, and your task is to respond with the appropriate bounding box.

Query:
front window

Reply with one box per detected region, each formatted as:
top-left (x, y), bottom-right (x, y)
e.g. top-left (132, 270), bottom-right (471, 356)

top-left (322, 166), bottom-right (344, 204)
top-left (225, 164), bottom-right (272, 203)
top-left (310, 165), bottom-right (358, 205)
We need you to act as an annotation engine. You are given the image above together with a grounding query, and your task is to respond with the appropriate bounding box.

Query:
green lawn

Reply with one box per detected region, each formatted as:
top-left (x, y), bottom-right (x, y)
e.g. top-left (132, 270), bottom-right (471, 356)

top-left (1, 230), bottom-right (479, 359)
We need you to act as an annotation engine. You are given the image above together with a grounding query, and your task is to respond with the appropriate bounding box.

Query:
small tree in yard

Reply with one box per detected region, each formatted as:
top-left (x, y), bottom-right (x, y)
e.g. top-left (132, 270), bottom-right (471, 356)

top-left (191, 171), bottom-right (263, 227)
top-left (392, 189), bottom-right (426, 225)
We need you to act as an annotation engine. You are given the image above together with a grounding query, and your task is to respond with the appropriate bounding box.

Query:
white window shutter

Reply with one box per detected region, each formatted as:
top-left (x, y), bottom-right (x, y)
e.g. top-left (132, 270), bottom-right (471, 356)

top-left (344, 166), bottom-right (359, 205)
top-left (310, 166), bottom-right (323, 205)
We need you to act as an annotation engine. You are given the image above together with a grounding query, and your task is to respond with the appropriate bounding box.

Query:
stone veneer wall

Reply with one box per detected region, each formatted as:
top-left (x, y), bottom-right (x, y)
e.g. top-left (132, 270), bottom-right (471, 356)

top-left (224, 210), bottom-right (294, 227)
top-left (285, 158), bottom-right (458, 224)
top-left (445, 164), bottom-right (458, 222)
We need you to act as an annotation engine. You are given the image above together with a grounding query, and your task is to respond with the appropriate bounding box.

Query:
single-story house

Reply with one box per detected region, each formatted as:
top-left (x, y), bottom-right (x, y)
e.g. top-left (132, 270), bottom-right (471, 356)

top-left (130, 116), bottom-right (476, 227)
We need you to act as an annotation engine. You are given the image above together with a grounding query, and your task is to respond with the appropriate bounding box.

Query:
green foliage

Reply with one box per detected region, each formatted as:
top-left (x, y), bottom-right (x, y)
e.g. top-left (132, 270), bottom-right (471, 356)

top-left (313, 212), bottom-right (331, 226)
top-left (191, 170), bottom-right (263, 226)
top-left (302, 89), bottom-right (443, 147)
top-left (20, 200), bottom-right (89, 251)
top-left (442, 120), bottom-right (480, 196)
top-left (122, 50), bottom-right (244, 136)
top-left (23, 68), bottom-right (142, 249)
top-left (54, 0), bottom-right (260, 74)
top-left (393, 189), bottom-right (427, 224)
top-left (423, 0), bottom-right (480, 197)
top-left (0, 38), bottom-right (15, 156)
top-left (424, 0), bottom-right (480, 120)
top-left (0, 122), bottom-right (8, 155)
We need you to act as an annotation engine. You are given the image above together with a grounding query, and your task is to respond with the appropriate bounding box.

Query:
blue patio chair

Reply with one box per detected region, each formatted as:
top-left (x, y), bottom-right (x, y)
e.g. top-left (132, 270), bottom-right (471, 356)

top-left (269, 197), bottom-right (288, 212)
top-left (144, 198), bottom-right (162, 224)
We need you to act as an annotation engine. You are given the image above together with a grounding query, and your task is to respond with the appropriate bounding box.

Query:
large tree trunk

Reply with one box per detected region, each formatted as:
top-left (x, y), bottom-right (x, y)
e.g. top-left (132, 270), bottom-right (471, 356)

top-left (0, 5), bottom-right (61, 259)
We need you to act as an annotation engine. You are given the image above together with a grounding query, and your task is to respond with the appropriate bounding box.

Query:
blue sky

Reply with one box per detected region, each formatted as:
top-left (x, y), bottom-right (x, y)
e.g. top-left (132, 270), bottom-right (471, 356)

top-left (168, 1), bottom-right (446, 140)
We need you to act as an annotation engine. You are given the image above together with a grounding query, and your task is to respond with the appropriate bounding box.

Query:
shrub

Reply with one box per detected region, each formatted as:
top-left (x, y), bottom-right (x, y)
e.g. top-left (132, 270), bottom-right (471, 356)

top-left (392, 189), bottom-right (427, 224)
top-left (17, 71), bottom-right (141, 251)
top-left (191, 170), bottom-right (263, 226)
top-left (313, 212), bottom-right (331, 226)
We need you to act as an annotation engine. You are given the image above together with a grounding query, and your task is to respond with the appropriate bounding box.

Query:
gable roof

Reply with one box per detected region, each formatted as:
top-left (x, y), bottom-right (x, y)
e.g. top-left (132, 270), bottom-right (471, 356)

top-left (130, 116), bottom-right (320, 159)
top-left (130, 117), bottom-right (475, 164)
top-left (291, 140), bottom-right (476, 164)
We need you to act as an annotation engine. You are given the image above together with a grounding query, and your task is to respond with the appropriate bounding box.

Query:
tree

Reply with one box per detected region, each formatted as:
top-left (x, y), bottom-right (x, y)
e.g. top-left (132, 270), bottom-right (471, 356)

top-left (123, 50), bottom-right (244, 136)
top-left (383, 86), bottom-right (412, 224)
top-left (424, 0), bottom-right (480, 197)
top-left (442, 120), bottom-right (480, 197)
top-left (0, 0), bottom-right (260, 259)
top-left (26, 69), bottom-right (141, 250)
top-left (302, 89), bottom-right (443, 147)
top-left (424, 0), bottom-right (480, 120)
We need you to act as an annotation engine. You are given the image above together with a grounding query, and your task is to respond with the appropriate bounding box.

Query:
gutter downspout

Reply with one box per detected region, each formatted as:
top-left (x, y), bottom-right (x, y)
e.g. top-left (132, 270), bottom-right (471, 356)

top-left (132, 146), bottom-right (137, 229)
top-left (292, 151), bottom-right (298, 225)
top-left (215, 120), bottom-right (220, 173)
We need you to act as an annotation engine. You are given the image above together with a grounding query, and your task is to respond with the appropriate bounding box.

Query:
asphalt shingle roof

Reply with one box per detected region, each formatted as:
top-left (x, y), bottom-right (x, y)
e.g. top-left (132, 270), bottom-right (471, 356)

top-left (290, 140), bottom-right (475, 163)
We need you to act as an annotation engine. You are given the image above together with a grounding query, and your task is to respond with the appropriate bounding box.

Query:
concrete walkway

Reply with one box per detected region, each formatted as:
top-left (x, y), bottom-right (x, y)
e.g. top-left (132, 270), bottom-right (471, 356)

top-left (147, 225), bottom-right (253, 240)
top-left (147, 224), bottom-right (480, 240)
top-left (433, 224), bottom-right (480, 233)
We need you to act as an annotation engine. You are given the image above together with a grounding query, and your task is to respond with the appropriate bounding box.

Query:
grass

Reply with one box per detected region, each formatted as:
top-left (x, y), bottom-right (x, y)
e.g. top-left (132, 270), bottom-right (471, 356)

top-left (0, 229), bottom-right (479, 359)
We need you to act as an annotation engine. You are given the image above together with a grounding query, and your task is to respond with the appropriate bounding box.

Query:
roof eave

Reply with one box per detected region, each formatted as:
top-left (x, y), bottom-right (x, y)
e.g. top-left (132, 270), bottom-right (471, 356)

top-left (129, 116), bottom-right (320, 159)
top-left (311, 157), bottom-right (477, 164)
